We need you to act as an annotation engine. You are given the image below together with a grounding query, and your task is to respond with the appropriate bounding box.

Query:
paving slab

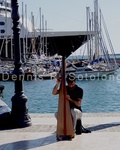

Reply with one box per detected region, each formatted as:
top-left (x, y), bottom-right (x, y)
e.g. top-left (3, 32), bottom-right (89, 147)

top-left (0, 113), bottom-right (120, 150)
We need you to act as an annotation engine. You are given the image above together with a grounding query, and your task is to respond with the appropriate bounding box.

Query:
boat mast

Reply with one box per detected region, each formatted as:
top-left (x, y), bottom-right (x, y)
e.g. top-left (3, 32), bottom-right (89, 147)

top-left (10, 17), bottom-right (13, 59)
top-left (39, 7), bottom-right (42, 56)
top-left (86, 7), bottom-right (90, 62)
top-left (25, 4), bottom-right (28, 56)
top-left (86, 7), bottom-right (94, 62)
top-left (42, 14), bottom-right (44, 56)
top-left (22, 2), bottom-right (25, 62)
top-left (91, 11), bottom-right (94, 60)
top-left (31, 12), bottom-right (36, 54)
top-left (94, 0), bottom-right (99, 60)
top-left (45, 20), bottom-right (47, 57)
top-left (5, 0), bottom-right (8, 58)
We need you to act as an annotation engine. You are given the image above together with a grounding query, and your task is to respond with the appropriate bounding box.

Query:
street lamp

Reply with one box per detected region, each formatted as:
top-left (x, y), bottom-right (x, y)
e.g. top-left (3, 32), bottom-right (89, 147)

top-left (11, 0), bottom-right (31, 127)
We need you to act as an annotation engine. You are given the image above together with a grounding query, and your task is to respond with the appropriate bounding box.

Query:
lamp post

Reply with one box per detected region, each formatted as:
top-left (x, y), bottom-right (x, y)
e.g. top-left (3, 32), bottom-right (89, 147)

top-left (11, 0), bottom-right (31, 127)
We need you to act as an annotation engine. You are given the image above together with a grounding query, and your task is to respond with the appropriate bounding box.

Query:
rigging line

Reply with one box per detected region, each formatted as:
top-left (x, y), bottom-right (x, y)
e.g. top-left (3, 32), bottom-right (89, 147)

top-left (93, 8), bottom-right (112, 67)
top-left (100, 11), bottom-right (116, 55)
top-left (98, 30), bottom-right (111, 67)
top-left (101, 14), bottom-right (117, 66)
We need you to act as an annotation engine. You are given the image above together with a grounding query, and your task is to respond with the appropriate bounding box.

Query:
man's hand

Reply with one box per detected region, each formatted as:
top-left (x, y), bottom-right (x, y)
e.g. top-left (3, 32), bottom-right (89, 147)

top-left (56, 77), bottom-right (61, 84)
top-left (52, 76), bottom-right (61, 95)
top-left (66, 95), bottom-right (82, 107)
top-left (66, 95), bottom-right (71, 101)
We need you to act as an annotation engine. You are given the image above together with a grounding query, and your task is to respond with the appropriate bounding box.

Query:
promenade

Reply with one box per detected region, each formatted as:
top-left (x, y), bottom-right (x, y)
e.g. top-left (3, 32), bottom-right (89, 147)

top-left (0, 113), bottom-right (120, 150)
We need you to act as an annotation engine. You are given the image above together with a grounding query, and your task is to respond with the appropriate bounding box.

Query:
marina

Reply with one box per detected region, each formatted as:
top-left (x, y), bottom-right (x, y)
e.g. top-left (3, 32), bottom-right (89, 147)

top-left (1, 67), bottom-right (120, 113)
top-left (0, 0), bottom-right (120, 149)
top-left (0, 0), bottom-right (119, 82)
top-left (0, 0), bottom-right (120, 114)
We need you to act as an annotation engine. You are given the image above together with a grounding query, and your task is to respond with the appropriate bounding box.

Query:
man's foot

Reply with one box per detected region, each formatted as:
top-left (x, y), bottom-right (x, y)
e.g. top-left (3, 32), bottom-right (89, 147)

top-left (82, 126), bottom-right (91, 133)
top-left (56, 135), bottom-right (73, 141)
top-left (75, 119), bottom-right (82, 135)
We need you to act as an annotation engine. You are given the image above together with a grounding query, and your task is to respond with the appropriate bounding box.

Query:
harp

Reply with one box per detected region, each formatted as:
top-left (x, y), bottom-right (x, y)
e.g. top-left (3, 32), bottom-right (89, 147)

top-left (56, 55), bottom-right (74, 140)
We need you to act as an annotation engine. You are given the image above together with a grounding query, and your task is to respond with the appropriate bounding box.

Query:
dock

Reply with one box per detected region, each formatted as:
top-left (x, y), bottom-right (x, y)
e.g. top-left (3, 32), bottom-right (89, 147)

top-left (0, 113), bottom-right (120, 150)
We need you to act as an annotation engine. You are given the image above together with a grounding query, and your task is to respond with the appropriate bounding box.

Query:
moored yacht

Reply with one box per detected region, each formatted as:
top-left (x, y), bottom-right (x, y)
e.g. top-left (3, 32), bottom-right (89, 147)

top-left (66, 60), bottom-right (115, 79)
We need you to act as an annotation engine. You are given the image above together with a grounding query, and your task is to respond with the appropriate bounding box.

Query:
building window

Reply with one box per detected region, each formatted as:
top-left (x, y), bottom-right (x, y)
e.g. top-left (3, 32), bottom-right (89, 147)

top-left (0, 22), bottom-right (5, 25)
top-left (0, 30), bottom-right (5, 33)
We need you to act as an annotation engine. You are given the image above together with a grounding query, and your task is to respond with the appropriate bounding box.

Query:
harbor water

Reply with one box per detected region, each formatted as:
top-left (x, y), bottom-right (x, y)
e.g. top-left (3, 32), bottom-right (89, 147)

top-left (1, 68), bottom-right (120, 113)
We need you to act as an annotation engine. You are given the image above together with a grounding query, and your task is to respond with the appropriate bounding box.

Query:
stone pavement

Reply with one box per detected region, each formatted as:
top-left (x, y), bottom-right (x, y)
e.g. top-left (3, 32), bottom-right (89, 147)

top-left (0, 113), bottom-right (120, 150)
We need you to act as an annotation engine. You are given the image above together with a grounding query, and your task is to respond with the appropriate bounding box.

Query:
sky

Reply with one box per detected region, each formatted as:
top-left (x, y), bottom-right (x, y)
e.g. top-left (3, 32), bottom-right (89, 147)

top-left (17, 0), bottom-right (120, 54)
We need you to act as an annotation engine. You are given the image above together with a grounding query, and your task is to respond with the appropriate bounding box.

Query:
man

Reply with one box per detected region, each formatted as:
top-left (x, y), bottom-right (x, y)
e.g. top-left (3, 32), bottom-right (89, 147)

top-left (52, 73), bottom-right (83, 133)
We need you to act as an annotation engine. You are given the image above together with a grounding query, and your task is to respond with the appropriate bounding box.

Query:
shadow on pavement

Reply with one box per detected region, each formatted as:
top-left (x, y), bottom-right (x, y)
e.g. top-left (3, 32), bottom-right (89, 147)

top-left (0, 133), bottom-right (57, 150)
top-left (87, 122), bottom-right (120, 131)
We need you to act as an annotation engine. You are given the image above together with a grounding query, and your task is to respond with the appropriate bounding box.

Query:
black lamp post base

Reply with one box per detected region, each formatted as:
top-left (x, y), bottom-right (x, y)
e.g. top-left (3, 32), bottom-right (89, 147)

top-left (0, 113), bottom-right (31, 129)
top-left (11, 94), bottom-right (32, 128)
top-left (11, 113), bottom-right (32, 128)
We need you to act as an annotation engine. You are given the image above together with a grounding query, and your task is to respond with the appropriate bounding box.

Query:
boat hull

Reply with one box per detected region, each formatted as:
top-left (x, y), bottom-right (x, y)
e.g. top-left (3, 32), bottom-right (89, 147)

top-left (66, 70), bottom-right (115, 80)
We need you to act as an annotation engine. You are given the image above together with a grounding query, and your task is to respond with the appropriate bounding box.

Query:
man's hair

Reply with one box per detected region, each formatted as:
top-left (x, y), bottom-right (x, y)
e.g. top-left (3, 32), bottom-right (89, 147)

top-left (66, 73), bottom-right (76, 83)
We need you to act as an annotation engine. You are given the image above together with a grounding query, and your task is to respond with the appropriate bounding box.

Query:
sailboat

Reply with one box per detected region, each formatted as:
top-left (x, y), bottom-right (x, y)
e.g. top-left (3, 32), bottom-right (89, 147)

top-left (66, 60), bottom-right (115, 79)
top-left (66, 0), bottom-right (118, 79)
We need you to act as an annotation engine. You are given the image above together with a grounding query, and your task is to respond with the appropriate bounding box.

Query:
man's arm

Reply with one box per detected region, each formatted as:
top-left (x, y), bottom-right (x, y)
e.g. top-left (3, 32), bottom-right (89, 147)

top-left (52, 83), bottom-right (60, 95)
top-left (52, 78), bottom-right (61, 95)
top-left (66, 95), bottom-right (82, 107)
